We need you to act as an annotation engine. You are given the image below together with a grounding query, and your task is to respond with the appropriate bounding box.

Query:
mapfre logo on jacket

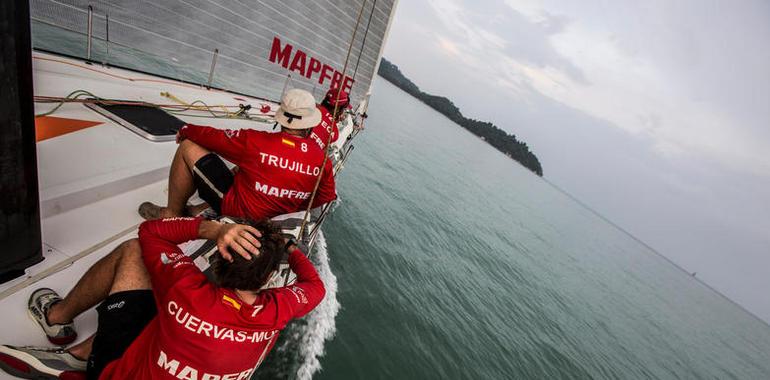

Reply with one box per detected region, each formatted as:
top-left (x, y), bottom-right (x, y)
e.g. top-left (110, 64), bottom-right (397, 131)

top-left (156, 350), bottom-right (254, 380)
top-left (177, 124), bottom-right (337, 220)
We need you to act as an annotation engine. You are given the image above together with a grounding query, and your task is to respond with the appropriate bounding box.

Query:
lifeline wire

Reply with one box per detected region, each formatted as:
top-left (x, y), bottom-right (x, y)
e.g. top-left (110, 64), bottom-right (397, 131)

top-left (297, 0), bottom-right (369, 245)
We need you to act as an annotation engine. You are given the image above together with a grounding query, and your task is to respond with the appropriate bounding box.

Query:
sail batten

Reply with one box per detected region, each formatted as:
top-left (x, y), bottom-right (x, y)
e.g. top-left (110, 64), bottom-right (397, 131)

top-left (30, 0), bottom-right (396, 104)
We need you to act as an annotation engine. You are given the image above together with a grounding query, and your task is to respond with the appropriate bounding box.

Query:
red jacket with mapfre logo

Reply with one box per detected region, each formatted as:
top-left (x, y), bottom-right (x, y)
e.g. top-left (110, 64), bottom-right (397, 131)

top-left (309, 105), bottom-right (339, 151)
top-left (179, 124), bottom-right (337, 219)
top-left (100, 217), bottom-right (325, 379)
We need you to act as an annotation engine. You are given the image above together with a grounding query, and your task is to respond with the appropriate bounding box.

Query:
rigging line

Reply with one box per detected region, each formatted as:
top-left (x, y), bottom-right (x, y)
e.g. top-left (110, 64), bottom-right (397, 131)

top-left (33, 91), bottom-right (275, 121)
top-left (34, 97), bottom-right (273, 122)
top-left (162, 96), bottom-right (232, 118)
top-left (34, 95), bottom-right (244, 110)
top-left (297, 0), bottom-right (369, 244)
top-left (35, 90), bottom-right (100, 118)
top-left (352, 0), bottom-right (377, 83)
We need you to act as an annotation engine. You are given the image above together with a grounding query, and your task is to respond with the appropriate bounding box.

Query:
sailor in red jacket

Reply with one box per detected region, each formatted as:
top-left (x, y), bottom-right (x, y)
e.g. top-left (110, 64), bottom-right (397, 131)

top-left (309, 87), bottom-right (351, 151)
top-left (0, 217), bottom-right (324, 379)
top-left (139, 88), bottom-right (337, 221)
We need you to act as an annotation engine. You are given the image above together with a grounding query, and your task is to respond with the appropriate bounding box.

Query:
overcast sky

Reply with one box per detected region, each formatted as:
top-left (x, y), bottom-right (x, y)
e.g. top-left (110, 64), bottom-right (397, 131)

top-left (381, 0), bottom-right (770, 322)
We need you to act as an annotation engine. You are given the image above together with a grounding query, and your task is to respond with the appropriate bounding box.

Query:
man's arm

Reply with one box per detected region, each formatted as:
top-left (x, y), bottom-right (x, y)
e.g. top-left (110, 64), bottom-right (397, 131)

top-left (138, 217), bottom-right (206, 299)
top-left (138, 218), bottom-right (262, 298)
top-left (177, 124), bottom-right (256, 165)
top-left (272, 248), bottom-right (326, 323)
top-left (311, 160), bottom-right (337, 208)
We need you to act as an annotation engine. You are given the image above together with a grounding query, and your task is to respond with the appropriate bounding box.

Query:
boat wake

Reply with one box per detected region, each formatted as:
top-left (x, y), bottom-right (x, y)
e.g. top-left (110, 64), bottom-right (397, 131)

top-left (255, 230), bottom-right (340, 379)
top-left (294, 231), bottom-right (340, 379)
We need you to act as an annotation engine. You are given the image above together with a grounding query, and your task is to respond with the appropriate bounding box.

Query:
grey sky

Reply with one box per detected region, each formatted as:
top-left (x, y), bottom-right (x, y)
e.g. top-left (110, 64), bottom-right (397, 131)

top-left (381, 0), bottom-right (770, 322)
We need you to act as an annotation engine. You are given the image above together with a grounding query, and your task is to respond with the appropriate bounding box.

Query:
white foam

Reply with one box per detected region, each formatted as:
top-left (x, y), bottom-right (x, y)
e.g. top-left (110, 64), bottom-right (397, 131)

top-left (293, 231), bottom-right (341, 379)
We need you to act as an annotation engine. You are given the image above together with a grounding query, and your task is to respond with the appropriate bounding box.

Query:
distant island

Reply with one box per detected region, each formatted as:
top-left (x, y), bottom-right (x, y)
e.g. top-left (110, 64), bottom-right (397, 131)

top-left (377, 58), bottom-right (543, 176)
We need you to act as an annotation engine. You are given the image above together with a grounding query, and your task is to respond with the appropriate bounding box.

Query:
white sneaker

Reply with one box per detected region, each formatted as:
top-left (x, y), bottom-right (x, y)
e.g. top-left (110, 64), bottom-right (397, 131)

top-left (27, 288), bottom-right (77, 345)
top-left (0, 345), bottom-right (86, 379)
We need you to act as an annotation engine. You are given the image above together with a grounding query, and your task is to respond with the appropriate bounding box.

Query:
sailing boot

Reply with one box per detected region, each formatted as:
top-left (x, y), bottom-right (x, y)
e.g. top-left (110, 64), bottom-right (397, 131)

top-left (27, 288), bottom-right (77, 345)
top-left (0, 345), bottom-right (86, 379)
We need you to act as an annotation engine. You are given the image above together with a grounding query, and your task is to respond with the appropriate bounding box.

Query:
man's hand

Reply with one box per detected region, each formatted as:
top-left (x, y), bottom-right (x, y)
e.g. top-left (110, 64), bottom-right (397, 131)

top-left (198, 220), bottom-right (261, 262)
top-left (217, 223), bottom-right (262, 262)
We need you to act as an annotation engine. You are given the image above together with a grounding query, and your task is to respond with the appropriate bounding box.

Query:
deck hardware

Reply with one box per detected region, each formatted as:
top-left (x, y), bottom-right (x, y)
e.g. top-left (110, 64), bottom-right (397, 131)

top-left (86, 5), bottom-right (93, 61)
top-left (281, 73), bottom-right (292, 98)
top-left (206, 48), bottom-right (219, 89)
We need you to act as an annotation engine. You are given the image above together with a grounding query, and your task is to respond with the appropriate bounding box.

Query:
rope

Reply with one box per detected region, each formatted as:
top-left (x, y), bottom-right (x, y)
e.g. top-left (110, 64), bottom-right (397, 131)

top-left (161, 91), bottom-right (234, 118)
top-left (352, 0), bottom-right (377, 83)
top-left (33, 91), bottom-right (274, 123)
top-left (297, 0), bottom-right (369, 242)
top-left (34, 95), bottom-right (240, 110)
top-left (35, 90), bottom-right (99, 117)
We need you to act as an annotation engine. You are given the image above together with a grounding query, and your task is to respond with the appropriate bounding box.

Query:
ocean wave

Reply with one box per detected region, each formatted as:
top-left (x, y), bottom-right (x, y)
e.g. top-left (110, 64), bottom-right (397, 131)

top-left (293, 231), bottom-right (341, 379)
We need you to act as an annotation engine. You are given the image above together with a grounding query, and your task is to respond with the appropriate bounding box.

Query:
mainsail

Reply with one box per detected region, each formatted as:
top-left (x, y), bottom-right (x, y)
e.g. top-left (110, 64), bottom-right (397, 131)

top-left (30, 0), bottom-right (397, 104)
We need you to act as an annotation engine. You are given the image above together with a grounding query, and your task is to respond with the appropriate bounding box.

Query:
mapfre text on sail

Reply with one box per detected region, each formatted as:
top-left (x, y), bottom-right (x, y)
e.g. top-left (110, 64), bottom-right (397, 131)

top-left (268, 36), bottom-right (355, 94)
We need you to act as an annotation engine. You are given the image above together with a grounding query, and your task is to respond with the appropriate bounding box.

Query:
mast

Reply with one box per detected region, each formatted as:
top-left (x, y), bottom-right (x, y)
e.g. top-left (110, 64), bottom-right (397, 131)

top-left (0, 0), bottom-right (44, 283)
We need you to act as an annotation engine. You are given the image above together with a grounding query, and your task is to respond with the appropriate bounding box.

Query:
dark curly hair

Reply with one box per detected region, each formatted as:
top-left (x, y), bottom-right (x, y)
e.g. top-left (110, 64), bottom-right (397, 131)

top-left (210, 219), bottom-right (285, 291)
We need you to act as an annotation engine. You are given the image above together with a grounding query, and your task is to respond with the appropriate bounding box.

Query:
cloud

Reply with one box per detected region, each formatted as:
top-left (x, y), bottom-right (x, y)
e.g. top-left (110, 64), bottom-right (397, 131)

top-left (437, 37), bottom-right (460, 56)
top-left (420, 0), bottom-right (591, 117)
top-left (494, 1), bottom-right (770, 177)
top-left (418, 0), bottom-right (770, 177)
top-left (524, 6), bottom-right (770, 177)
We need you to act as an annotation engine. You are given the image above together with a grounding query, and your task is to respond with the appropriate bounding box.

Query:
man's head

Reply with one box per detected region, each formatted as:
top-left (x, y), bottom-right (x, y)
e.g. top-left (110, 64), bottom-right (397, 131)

top-left (322, 87), bottom-right (350, 117)
top-left (275, 89), bottom-right (321, 136)
top-left (211, 219), bottom-right (285, 291)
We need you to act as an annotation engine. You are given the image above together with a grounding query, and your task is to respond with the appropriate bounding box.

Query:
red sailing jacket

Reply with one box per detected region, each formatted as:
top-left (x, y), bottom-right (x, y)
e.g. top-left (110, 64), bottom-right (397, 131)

top-left (309, 105), bottom-right (339, 151)
top-left (179, 124), bottom-right (337, 219)
top-left (100, 217), bottom-right (325, 379)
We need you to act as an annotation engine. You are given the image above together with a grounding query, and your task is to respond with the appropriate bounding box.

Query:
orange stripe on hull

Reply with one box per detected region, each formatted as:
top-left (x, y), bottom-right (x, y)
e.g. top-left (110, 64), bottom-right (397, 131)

top-left (35, 116), bottom-right (103, 142)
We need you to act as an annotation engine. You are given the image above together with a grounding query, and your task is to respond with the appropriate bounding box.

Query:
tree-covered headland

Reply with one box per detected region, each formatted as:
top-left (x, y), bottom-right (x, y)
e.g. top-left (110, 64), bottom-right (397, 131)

top-left (377, 58), bottom-right (543, 176)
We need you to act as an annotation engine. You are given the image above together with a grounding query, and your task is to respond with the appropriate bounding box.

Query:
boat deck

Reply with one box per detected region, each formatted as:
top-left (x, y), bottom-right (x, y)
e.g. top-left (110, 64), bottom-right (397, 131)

top-left (0, 52), bottom-right (348, 376)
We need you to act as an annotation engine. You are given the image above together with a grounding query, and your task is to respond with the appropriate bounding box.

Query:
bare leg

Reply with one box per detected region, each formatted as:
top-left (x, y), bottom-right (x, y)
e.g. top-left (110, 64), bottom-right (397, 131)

top-left (47, 239), bottom-right (150, 325)
top-left (186, 203), bottom-right (211, 216)
top-left (106, 242), bottom-right (151, 294)
top-left (67, 335), bottom-right (93, 361)
top-left (164, 140), bottom-right (211, 218)
top-left (54, 239), bottom-right (151, 360)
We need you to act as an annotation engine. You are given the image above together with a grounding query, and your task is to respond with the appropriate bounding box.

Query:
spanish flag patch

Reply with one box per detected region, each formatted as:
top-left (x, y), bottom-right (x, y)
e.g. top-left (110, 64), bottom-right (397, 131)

top-left (281, 138), bottom-right (296, 148)
top-left (222, 294), bottom-right (241, 310)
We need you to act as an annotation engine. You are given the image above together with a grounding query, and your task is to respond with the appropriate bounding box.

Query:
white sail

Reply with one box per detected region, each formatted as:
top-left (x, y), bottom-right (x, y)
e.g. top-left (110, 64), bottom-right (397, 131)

top-left (30, 0), bottom-right (397, 104)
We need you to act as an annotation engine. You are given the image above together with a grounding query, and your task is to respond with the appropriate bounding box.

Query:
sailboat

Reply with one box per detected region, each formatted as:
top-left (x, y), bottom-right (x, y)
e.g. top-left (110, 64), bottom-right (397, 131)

top-left (0, 0), bottom-right (397, 378)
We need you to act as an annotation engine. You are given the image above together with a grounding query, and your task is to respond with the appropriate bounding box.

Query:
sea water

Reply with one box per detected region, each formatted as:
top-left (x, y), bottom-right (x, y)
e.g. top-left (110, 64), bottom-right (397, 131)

top-left (30, 22), bottom-right (770, 377)
top-left (277, 78), bottom-right (770, 379)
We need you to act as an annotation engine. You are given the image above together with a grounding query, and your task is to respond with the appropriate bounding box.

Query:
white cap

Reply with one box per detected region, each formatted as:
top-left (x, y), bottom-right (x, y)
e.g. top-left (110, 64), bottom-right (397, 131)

top-left (274, 89), bottom-right (321, 130)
